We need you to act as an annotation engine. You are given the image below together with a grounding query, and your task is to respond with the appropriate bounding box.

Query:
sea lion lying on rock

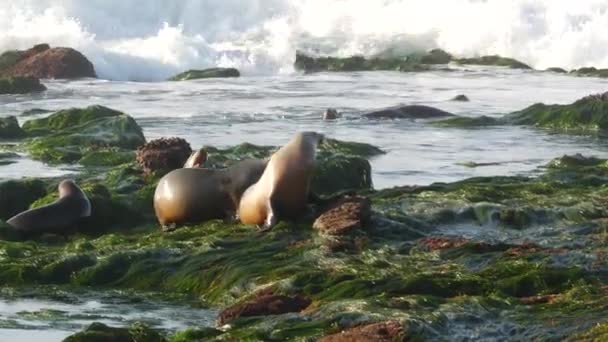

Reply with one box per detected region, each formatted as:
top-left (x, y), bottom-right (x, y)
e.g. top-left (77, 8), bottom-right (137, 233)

top-left (238, 132), bottom-right (324, 228)
top-left (6, 179), bottom-right (91, 239)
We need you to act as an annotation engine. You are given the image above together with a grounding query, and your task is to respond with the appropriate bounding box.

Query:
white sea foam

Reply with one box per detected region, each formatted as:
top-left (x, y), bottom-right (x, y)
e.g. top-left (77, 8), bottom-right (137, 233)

top-left (2, 0), bottom-right (608, 81)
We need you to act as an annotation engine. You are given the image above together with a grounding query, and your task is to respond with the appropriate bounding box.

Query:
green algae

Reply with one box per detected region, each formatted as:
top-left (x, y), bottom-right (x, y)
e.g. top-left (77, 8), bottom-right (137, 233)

top-left (455, 55), bottom-right (532, 69)
top-left (0, 116), bottom-right (26, 139)
top-left (434, 115), bottom-right (504, 128)
top-left (168, 68), bottom-right (240, 81)
top-left (0, 178), bottom-right (47, 220)
top-left (0, 76), bottom-right (46, 94)
top-left (294, 52), bottom-right (430, 73)
top-left (0, 50), bottom-right (21, 72)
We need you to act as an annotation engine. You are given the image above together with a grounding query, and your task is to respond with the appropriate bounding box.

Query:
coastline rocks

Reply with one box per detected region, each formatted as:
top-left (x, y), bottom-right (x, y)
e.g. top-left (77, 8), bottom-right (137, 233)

top-left (318, 321), bottom-right (404, 342)
top-left (504, 91), bottom-right (608, 132)
top-left (313, 196), bottom-right (371, 235)
top-left (0, 76), bottom-right (46, 94)
top-left (169, 68), bottom-right (240, 81)
top-left (454, 55), bottom-right (531, 69)
top-left (294, 51), bottom-right (429, 73)
top-left (546, 67), bottom-right (567, 74)
top-left (0, 116), bottom-right (26, 139)
top-left (1, 45), bottom-right (96, 79)
top-left (313, 155), bottom-right (373, 195)
top-left (363, 105), bottom-right (455, 120)
top-left (136, 137), bottom-right (192, 176)
top-left (451, 94), bottom-right (470, 102)
top-left (0, 179), bottom-right (47, 220)
top-left (63, 322), bottom-right (166, 342)
top-left (570, 67), bottom-right (608, 78)
top-left (22, 105), bottom-right (146, 164)
top-left (218, 293), bottom-right (312, 325)
top-left (434, 115), bottom-right (503, 127)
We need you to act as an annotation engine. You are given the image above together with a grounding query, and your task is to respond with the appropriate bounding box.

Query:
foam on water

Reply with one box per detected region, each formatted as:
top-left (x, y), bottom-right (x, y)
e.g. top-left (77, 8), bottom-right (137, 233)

top-left (2, 0), bottom-right (608, 81)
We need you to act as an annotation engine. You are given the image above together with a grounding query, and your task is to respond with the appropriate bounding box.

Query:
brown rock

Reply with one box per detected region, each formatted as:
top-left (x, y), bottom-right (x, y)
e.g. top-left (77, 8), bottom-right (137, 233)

top-left (218, 294), bottom-right (312, 325)
top-left (136, 137), bottom-right (192, 176)
top-left (313, 196), bottom-right (371, 235)
top-left (318, 321), bottom-right (404, 342)
top-left (3, 47), bottom-right (96, 79)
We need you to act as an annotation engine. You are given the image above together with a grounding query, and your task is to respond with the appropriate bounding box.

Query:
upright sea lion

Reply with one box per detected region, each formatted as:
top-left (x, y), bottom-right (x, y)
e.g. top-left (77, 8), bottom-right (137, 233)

top-left (6, 179), bottom-right (91, 238)
top-left (238, 132), bottom-right (324, 228)
top-left (183, 148), bottom-right (207, 168)
top-left (153, 159), bottom-right (268, 228)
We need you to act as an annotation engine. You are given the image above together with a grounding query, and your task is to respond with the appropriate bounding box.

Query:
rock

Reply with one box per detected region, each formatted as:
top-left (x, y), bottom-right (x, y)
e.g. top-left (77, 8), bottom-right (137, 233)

top-left (218, 294), bottom-right (312, 325)
top-left (0, 76), bottom-right (46, 94)
top-left (317, 321), bottom-right (404, 342)
top-left (168, 68), bottom-right (240, 81)
top-left (434, 115), bottom-right (503, 127)
top-left (417, 49), bottom-right (452, 64)
top-left (313, 196), bottom-right (371, 235)
top-left (22, 105), bottom-right (146, 164)
top-left (570, 67), bottom-right (608, 78)
top-left (2, 46), bottom-right (96, 79)
top-left (322, 108), bottom-right (340, 120)
top-left (451, 94), bottom-right (469, 102)
top-left (0, 116), bottom-right (26, 139)
top-left (0, 50), bottom-right (22, 72)
top-left (455, 55), bottom-right (531, 69)
top-left (62, 322), bottom-right (166, 342)
top-left (294, 51), bottom-right (429, 73)
top-left (0, 179), bottom-right (47, 220)
top-left (136, 137), bottom-right (192, 176)
top-left (546, 67), bottom-right (567, 73)
top-left (363, 105), bottom-right (455, 120)
top-left (313, 155), bottom-right (373, 196)
top-left (504, 91), bottom-right (608, 132)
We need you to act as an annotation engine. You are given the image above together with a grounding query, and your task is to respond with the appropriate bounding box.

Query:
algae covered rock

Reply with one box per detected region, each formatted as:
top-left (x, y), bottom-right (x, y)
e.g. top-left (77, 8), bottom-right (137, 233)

top-left (455, 55), bottom-right (531, 69)
top-left (363, 104), bottom-right (454, 120)
top-left (571, 67), bottom-right (608, 78)
top-left (546, 67), bottom-right (567, 73)
top-left (434, 115), bottom-right (503, 127)
top-left (218, 293), bottom-right (312, 324)
top-left (63, 322), bottom-right (166, 342)
top-left (504, 92), bottom-right (608, 133)
top-left (294, 51), bottom-right (427, 73)
top-left (0, 178), bottom-right (47, 220)
top-left (313, 155), bottom-right (373, 195)
top-left (136, 137), bottom-right (192, 176)
top-left (0, 76), bottom-right (46, 94)
top-left (451, 94), bottom-right (470, 102)
top-left (169, 68), bottom-right (240, 81)
top-left (318, 320), bottom-right (404, 342)
top-left (0, 116), bottom-right (26, 139)
top-left (313, 196), bottom-right (371, 235)
top-left (22, 105), bottom-right (146, 164)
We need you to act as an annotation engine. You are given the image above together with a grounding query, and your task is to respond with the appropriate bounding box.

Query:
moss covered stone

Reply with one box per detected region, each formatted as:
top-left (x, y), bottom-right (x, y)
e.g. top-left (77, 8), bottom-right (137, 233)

top-left (168, 68), bottom-right (240, 81)
top-left (294, 52), bottom-right (430, 73)
top-left (571, 67), bottom-right (608, 78)
top-left (0, 116), bottom-right (26, 139)
top-left (63, 322), bottom-right (166, 342)
top-left (455, 55), bottom-right (531, 69)
top-left (434, 115), bottom-right (504, 127)
top-left (0, 178), bottom-right (47, 220)
top-left (0, 76), bottom-right (46, 94)
top-left (0, 50), bottom-right (21, 72)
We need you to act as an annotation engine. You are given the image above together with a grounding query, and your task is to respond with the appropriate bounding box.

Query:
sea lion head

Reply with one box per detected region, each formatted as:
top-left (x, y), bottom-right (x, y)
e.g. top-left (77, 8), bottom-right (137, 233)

top-left (58, 179), bottom-right (81, 198)
top-left (184, 148), bottom-right (207, 168)
top-left (298, 131), bottom-right (325, 149)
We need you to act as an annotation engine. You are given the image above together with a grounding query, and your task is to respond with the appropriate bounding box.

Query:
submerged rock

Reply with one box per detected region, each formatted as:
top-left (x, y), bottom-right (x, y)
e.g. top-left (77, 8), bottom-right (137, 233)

top-left (318, 321), bottom-right (404, 342)
top-left (570, 67), bottom-right (608, 78)
top-left (218, 293), bottom-right (312, 325)
top-left (1, 46), bottom-right (96, 79)
top-left (136, 137), bottom-right (192, 176)
top-left (294, 51), bottom-right (429, 73)
top-left (313, 196), bottom-right (371, 235)
top-left (0, 116), bottom-right (26, 139)
top-left (455, 55), bottom-right (532, 69)
top-left (22, 105), bottom-right (146, 164)
top-left (451, 94), bottom-right (470, 102)
top-left (546, 67), bottom-right (567, 73)
top-left (0, 76), bottom-right (46, 94)
top-left (63, 322), bottom-right (166, 342)
top-left (363, 105), bottom-right (455, 120)
top-left (168, 68), bottom-right (240, 81)
top-left (0, 179), bottom-right (47, 220)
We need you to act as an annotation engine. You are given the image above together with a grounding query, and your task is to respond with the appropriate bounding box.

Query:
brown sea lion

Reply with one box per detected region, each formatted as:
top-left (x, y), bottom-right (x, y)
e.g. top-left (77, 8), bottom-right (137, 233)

top-left (6, 179), bottom-right (91, 238)
top-left (153, 159), bottom-right (268, 228)
top-left (183, 148), bottom-right (207, 168)
top-left (238, 132), bottom-right (324, 228)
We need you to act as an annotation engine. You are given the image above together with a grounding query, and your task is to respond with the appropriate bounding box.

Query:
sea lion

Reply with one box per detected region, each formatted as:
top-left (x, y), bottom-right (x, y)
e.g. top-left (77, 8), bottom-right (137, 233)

top-left (363, 105), bottom-right (454, 120)
top-left (153, 159), bottom-right (268, 228)
top-left (238, 132), bottom-right (324, 228)
top-left (183, 148), bottom-right (207, 168)
top-left (6, 179), bottom-right (91, 238)
top-left (322, 108), bottom-right (340, 120)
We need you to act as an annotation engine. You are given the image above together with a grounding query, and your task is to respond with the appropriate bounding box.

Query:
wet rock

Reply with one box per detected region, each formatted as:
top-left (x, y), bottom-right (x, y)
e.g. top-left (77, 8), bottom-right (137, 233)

top-left (455, 55), bottom-right (532, 69)
top-left (318, 321), bottom-right (404, 342)
top-left (313, 155), bottom-right (373, 196)
top-left (546, 154), bottom-right (606, 169)
top-left (168, 68), bottom-right (240, 81)
top-left (136, 137), bottom-right (192, 176)
top-left (417, 236), bottom-right (468, 251)
top-left (434, 115), bottom-right (504, 127)
top-left (62, 322), bottom-right (166, 342)
top-left (504, 91), bottom-right (608, 133)
top-left (417, 49), bottom-right (452, 64)
top-left (363, 105), bottom-right (454, 120)
top-left (0, 76), bottom-right (46, 94)
top-left (570, 67), bottom-right (608, 78)
top-left (2, 46), bottom-right (96, 79)
top-left (0, 179), bottom-right (47, 220)
top-left (294, 51), bottom-right (429, 73)
top-left (22, 105), bottom-right (146, 164)
top-left (451, 94), bottom-right (470, 102)
top-left (218, 293), bottom-right (312, 325)
top-left (322, 108), bottom-right (340, 120)
top-left (546, 67), bottom-right (567, 73)
top-left (0, 116), bottom-right (26, 139)
top-left (313, 196), bottom-right (371, 235)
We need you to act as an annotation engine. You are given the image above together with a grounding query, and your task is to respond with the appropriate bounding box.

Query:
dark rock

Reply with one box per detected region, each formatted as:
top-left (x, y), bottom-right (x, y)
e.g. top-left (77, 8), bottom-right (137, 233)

top-left (218, 294), bottom-right (312, 325)
top-left (546, 67), bottom-right (567, 73)
top-left (322, 108), bottom-right (340, 120)
top-left (455, 55), bottom-right (531, 69)
top-left (0, 116), bottom-right (26, 139)
top-left (318, 321), bottom-right (404, 342)
top-left (313, 155), bottom-right (373, 195)
top-left (136, 137), bottom-right (193, 176)
top-left (417, 49), bottom-right (452, 64)
top-left (570, 67), bottom-right (608, 78)
top-left (2, 47), bottom-right (96, 79)
top-left (0, 76), bottom-right (46, 94)
top-left (62, 322), bottom-right (166, 342)
top-left (313, 196), bottom-right (371, 235)
top-left (363, 105), bottom-right (455, 120)
top-left (294, 51), bottom-right (429, 73)
top-left (169, 68), bottom-right (240, 81)
top-left (451, 94), bottom-right (470, 102)
top-left (0, 179), bottom-right (47, 220)
top-left (434, 115), bottom-right (503, 127)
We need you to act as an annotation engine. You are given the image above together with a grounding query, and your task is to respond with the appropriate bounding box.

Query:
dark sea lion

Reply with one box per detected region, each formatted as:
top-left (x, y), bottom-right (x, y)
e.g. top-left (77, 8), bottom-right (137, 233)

top-left (238, 132), bottom-right (324, 228)
top-left (6, 179), bottom-right (91, 238)
top-left (363, 105), bottom-right (454, 120)
top-left (153, 159), bottom-right (268, 228)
